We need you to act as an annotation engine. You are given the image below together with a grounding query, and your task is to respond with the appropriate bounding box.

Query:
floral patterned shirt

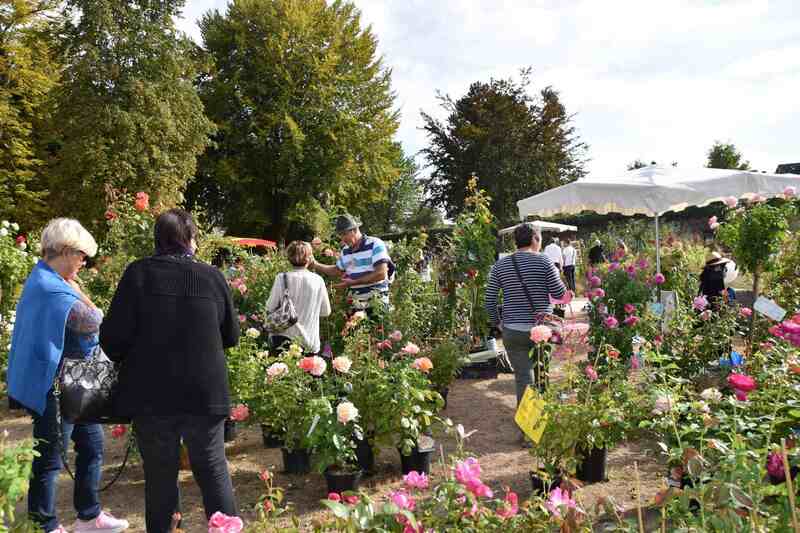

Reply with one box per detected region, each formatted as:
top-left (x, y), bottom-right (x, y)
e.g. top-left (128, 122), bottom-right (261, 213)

top-left (63, 300), bottom-right (103, 359)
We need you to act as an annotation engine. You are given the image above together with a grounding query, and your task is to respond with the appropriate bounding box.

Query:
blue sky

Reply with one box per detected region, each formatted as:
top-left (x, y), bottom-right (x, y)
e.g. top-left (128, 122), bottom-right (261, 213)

top-left (178, 0), bottom-right (800, 177)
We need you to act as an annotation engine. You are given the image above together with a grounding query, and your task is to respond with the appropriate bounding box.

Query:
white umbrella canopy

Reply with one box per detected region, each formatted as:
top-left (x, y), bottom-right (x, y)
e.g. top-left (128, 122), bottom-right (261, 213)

top-left (516, 165), bottom-right (800, 272)
top-left (517, 165), bottom-right (800, 219)
top-left (498, 220), bottom-right (577, 235)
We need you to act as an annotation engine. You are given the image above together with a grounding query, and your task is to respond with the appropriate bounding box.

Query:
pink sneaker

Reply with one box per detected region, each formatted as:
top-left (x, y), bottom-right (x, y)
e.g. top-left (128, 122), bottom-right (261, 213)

top-left (48, 527), bottom-right (69, 533)
top-left (72, 512), bottom-right (129, 533)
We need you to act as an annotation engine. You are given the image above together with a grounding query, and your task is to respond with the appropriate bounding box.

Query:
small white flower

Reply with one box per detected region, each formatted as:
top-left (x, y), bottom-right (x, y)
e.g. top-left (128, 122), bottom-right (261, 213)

top-left (245, 327), bottom-right (260, 339)
top-left (700, 387), bottom-right (723, 403)
top-left (1, 220), bottom-right (8, 228)
top-left (256, 350), bottom-right (269, 359)
top-left (10, 223), bottom-right (18, 231)
top-left (0, 228), bottom-right (7, 237)
top-left (18, 242), bottom-right (26, 250)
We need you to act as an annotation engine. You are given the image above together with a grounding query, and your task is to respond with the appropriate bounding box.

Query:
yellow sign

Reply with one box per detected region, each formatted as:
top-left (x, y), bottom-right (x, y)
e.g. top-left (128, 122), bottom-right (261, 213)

top-left (515, 387), bottom-right (547, 444)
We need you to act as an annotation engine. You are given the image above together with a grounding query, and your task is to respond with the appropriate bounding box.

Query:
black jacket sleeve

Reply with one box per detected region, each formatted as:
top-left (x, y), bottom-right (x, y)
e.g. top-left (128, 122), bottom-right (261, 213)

top-left (218, 271), bottom-right (240, 349)
top-left (99, 263), bottom-right (139, 362)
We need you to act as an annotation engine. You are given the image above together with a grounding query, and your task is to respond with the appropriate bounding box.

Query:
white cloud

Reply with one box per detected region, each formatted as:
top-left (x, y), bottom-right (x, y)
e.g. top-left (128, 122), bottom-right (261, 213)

top-left (180, 0), bottom-right (800, 178)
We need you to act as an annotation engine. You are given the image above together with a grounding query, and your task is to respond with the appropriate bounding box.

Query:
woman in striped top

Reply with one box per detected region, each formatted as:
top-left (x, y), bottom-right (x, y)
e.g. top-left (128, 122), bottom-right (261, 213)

top-left (485, 223), bottom-right (566, 423)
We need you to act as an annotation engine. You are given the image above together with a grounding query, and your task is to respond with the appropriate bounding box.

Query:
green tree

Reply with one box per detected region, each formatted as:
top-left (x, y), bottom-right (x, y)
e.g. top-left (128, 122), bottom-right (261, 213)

top-left (421, 68), bottom-right (587, 225)
top-left (358, 145), bottom-right (426, 234)
top-left (0, 0), bottom-right (59, 228)
top-left (706, 141), bottom-right (750, 170)
top-left (47, 0), bottom-right (214, 226)
top-left (190, 0), bottom-right (400, 240)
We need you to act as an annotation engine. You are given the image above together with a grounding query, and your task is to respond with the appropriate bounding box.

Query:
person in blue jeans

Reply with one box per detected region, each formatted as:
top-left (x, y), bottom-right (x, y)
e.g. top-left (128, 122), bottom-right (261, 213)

top-left (6, 218), bottom-right (129, 533)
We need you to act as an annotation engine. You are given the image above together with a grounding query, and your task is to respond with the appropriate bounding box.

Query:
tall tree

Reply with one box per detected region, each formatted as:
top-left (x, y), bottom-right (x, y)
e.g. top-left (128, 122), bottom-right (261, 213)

top-left (47, 0), bottom-right (214, 226)
top-left (0, 0), bottom-right (59, 227)
top-left (421, 69), bottom-right (587, 224)
top-left (706, 141), bottom-right (750, 170)
top-left (190, 0), bottom-right (400, 239)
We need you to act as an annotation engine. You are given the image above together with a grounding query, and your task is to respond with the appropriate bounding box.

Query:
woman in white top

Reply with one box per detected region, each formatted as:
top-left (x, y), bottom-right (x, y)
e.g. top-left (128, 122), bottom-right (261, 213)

top-left (266, 241), bottom-right (331, 354)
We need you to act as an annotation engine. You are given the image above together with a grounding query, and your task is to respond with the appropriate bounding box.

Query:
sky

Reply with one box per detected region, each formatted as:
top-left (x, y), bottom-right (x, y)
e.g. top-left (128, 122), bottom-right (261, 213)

top-left (178, 0), bottom-right (800, 177)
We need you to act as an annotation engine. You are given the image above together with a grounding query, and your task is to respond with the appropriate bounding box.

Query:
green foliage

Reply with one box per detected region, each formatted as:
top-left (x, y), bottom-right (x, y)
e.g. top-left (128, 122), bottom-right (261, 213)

top-left (0, 220), bottom-right (37, 316)
top-left (425, 339), bottom-right (466, 392)
top-left (48, 0), bottom-right (214, 227)
top-left (0, 435), bottom-right (39, 532)
top-left (421, 68), bottom-right (587, 224)
top-left (192, 0), bottom-right (400, 239)
top-left (706, 141), bottom-right (750, 170)
top-left (0, 0), bottom-right (59, 228)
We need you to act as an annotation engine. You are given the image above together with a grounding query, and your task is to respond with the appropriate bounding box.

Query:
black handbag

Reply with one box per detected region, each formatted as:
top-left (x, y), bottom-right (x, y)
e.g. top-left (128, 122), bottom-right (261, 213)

top-left (55, 346), bottom-right (130, 425)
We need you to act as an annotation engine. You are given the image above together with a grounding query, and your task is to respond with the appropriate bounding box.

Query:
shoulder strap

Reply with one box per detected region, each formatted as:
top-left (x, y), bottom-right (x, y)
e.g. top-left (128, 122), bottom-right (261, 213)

top-left (511, 253), bottom-right (537, 315)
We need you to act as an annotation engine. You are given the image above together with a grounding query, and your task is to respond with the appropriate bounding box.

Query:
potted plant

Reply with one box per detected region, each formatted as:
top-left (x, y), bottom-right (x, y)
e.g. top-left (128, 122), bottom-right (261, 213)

top-left (426, 339), bottom-right (467, 409)
top-left (307, 396), bottom-right (364, 493)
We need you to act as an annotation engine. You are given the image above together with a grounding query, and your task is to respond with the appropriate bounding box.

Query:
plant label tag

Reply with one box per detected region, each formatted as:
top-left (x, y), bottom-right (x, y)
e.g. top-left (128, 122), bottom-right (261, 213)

top-left (307, 415), bottom-right (320, 438)
top-left (417, 435), bottom-right (435, 453)
top-left (515, 386), bottom-right (547, 444)
top-left (753, 296), bottom-right (786, 322)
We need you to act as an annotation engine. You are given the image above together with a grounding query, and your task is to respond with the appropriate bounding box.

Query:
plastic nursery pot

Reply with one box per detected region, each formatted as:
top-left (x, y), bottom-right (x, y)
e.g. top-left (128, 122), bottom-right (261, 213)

top-left (281, 447), bottom-right (311, 475)
top-left (576, 446), bottom-right (608, 483)
top-left (223, 419), bottom-right (238, 443)
top-left (458, 361), bottom-right (499, 380)
top-left (260, 424), bottom-right (284, 448)
top-left (398, 447), bottom-right (433, 475)
top-left (355, 436), bottom-right (375, 474)
top-left (324, 467), bottom-right (363, 494)
top-left (529, 471), bottom-right (562, 495)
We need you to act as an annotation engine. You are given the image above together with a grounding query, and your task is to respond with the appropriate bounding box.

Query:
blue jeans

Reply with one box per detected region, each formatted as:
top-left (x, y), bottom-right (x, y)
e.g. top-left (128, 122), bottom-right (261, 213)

top-left (28, 390), bottom-right (103, 532)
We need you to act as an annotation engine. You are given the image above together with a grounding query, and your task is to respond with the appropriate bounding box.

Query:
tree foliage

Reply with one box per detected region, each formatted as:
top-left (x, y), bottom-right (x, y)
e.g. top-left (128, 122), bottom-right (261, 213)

top-left (421, 68), bottom-right (587, 224)
top-left (47, 0), bottom-right (214, 227)
top-left (190, 0), bottom-right (401, 239)
top-left (0, 0), bottom-right (60, 228)
top-left (706, 141), bottom-right (750, 170)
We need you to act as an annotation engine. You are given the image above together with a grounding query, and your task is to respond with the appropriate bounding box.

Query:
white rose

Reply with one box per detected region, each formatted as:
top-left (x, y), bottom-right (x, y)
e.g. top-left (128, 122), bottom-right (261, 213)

top-left (0, 228), bottom-right (7, 237)
top-left (652, 395), bottom-right (674, 415)
top-left (266, 362), bottom-right (288, 379)
top-left (1, 221), bottom-right (8, 228)
top-left (245, 327), bottom-right (260, 339)
top-left (336, 401), bottom-right (359, 424)
top-left (332, 356), bottom-right (352, 374)
top-left (10, 223), bottom-right (18, 231)
top-left (18, 242), bottom-right (26, 250)
top-left (700, 388), bottom-right (722, 403)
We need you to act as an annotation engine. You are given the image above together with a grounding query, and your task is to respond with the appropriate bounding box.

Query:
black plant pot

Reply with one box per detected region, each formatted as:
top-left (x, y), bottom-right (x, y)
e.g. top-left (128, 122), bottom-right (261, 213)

top-left (529, 471), bottom-right (562, 495)
top-left (223, 420), bottom-right (238, 443)
top-left (437, 387), bottom-right (449, 410)
top-left (458, 361), bottom-right (498, 380)
top-left (576, 446), bottom-right (608, 483)
top-left (260, 424), bottom-right (284, 448)
top-left (324, 467), bottom-right (363, 494)
top-left (355, 436), bottom-right (375, 474)
top-left (281, 447), bottom-right (311, 475)
top-left (398, 447), bottom-right (433, 475)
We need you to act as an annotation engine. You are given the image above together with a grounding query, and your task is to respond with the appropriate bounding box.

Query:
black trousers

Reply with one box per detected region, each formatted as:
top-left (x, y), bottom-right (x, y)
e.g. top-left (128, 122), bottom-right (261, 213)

top-left (134, 415), bottom-right (237, 533)
top-left (564, 265), bottom-right (576, 291)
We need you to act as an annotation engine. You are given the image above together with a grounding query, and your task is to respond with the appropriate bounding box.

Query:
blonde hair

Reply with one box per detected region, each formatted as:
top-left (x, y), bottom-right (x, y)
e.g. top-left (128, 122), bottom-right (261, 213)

top-left (286, 240), bottom-right (312, 267)
top-left (41, 218), bottom-right (98, 260)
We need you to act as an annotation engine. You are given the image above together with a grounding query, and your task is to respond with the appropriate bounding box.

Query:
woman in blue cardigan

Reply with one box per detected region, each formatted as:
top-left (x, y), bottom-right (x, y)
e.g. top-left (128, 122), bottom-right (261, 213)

top-left (6, 218), bottom-right (129, 533)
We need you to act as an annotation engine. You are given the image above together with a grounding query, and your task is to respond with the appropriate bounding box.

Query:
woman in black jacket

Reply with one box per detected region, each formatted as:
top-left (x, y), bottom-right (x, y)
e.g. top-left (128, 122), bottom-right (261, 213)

top-left (100, 209), bottom-right (240, 533)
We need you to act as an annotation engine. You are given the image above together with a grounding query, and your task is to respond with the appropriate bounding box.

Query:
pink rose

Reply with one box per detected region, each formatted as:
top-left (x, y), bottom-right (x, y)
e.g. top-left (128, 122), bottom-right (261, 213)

top-left (739, 307), bottom-right (753, 318)
top-left (454, 457), bottom-right (482, 486)
top-left (585, 365), bottom-right (598, 381)
top-left (608, 262), bottom-right (621, 272)
top-left (751, 194), bottom-right (766, 203)
top-left (230, 404), bottom-right (249, 422)
top-left (692, 295), bottom-right (708, 311)
top-left (389, 490), bottom-right (415, 511)
top-left (298, 356), bottom-right (327, 376)
top-left (589, 275), bottom-right (602, 288)
top-left (403, 470), bottom-right (429, 490)
top-left (238, 314), bottom-right (246, 323)
top-left (411, 357), bottom-right (433, 373)
top-left (401, 342), bottom-right (420, 355)
top-left (785, 186), bottom-right (797, 198)
top-left (652, 273), bottom-right (666, 285)
top-left (134, 191), bottom-right (150, 212)
top-left (343, 495), bottom-right (359, 505)
top-left (389, 330), bottom-right (403, 342)
top-left (332, 356), bottom-right (352, 373)
top-left (767, 451), bottom-right (785, 480)
top-left (700, 310), bottom-right (712, 321)
top-left (266, 362), bottom-right (288, 379)
top-left (529, 325), bottom-right (553, 344)
top-left (604, 316), bottom-right (619, 329)
top-left (708, 216), bottom-right (718, 229)
top-left (728, 372), bottom-right (756, 392)
top-left (327, 492), bottom-right (341, 502)
top-left (624, 304), bottom-right (635, 314)
top-left (724, 196), bottom-right (738, 208)
top-left (496, 490), bottom-right (519, 519)
top-left (208, 511), bottom-right (243, 533)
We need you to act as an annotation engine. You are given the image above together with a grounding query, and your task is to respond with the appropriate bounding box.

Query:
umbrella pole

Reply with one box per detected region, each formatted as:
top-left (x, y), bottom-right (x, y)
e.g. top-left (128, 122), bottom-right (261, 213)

top-left (655, 214), bottom-right (661, 274)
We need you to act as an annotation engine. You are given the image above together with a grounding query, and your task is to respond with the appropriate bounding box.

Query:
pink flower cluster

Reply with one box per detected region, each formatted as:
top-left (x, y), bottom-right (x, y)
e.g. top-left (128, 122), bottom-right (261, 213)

top-left (454, 457), bottom-right (493, 498)
top-left (495, 489), bottom-right (519, 520)
top-left (327, 492), bottom-right (359, 505)
top-left (229, 277), bottom-right (247, 295)
top-left (545, 487), bottom-right (577, 518)
top-left (727, 372), bottom-right (757, 401)
top-left (692, 295), bottom-right (708, 311)
top-left (208, 512), bottom-right (243, 533)
top-left (230, 404), bottom-right (249, 421)
top-left (769, 314), bottom-right (800, 347)
top-left (377, 330), bottom-right (404, 351)
top-left (403, 470), bottom-right (429, 489)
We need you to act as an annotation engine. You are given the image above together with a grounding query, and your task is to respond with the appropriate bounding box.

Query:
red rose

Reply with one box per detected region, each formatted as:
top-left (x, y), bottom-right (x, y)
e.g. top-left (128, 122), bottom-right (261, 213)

top-left (104, 210), bottom-right (117, 221)
top-left (15, 235), bottom-right (26, 245)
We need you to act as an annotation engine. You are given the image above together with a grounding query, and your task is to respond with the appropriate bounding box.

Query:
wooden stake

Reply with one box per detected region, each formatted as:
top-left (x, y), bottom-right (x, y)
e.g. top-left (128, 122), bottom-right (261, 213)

top-left (634, 462), bottom-right (645, 533)
top-left (782, 439), bottom-right (800, 533)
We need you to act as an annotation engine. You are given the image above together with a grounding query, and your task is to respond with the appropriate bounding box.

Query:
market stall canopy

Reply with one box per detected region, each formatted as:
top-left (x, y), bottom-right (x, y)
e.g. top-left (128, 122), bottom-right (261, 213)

top-left (498, 221), bottom-right (578, 235)
top-left (230, 237), bottom-right (277, 249)
top-left (517, 165), bottom-right (800, 219)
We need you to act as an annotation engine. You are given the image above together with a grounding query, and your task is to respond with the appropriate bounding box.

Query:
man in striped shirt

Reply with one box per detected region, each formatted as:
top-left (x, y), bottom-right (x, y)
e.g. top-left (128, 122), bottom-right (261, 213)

top-left (311, 214), bottom-right (392, 313)
top-left (485, 223), bottom-right (566, 438)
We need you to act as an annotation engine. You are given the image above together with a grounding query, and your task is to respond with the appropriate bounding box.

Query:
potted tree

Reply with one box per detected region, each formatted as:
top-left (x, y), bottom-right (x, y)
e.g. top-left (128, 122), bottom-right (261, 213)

top-left (426, 340), bottom-right (466, 409)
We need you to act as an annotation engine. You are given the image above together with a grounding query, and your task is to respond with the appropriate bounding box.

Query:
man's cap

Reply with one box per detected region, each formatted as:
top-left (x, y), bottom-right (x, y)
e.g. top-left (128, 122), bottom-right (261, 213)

top-left (335, 214), bottom-right (360, 234)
